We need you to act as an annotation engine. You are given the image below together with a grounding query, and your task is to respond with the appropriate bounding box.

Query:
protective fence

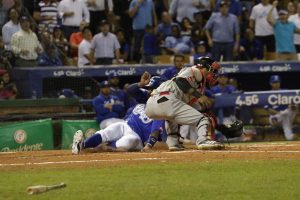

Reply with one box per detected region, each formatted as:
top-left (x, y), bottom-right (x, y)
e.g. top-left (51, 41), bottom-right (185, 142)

top-left (10, 61), bottom-right (300, 98)
top-left (0, 119), bottom-right (54, 152)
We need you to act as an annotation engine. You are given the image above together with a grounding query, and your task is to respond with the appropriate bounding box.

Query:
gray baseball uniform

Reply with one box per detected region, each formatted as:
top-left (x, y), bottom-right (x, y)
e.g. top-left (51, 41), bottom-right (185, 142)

top-left (145, 66), bottom-right (212, 147)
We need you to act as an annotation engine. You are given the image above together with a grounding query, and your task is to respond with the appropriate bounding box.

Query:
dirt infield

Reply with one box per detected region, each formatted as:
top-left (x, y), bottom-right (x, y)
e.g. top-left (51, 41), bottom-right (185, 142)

top-left (1, 141), bottom-right (300, 171)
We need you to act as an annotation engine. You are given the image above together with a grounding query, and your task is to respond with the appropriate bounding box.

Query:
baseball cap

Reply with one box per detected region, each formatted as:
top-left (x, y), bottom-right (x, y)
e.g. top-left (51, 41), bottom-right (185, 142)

top-left (197, 40), bottom-right (206, 47)
top-left (20, 15), bottom-right (30, 22)
top-left (278, 10), bottom-right (288, 15)
top-left (107, 73), bottom-right (118, 79)
top-left (98, 80), bottom-right (110, 88)
top-left (57, 88), bottom-right (78, 98)
top-left (220, 0), bottom-right (228, 7)
top-left (269, 75), bottom-right (281, 83)
top-left (53, 25), bottom-right (62, 31)
top-left (100, 19), bottom-right (110, 26)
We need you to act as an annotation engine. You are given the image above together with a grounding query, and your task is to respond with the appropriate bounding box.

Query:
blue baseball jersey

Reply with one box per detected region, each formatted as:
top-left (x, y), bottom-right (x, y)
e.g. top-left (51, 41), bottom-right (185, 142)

top-left (110, 87), bottom-right (130, 115)
top-left (92, 94), bottom-right (125, 124)
top-left (126, 104), bottom-right (165, 144)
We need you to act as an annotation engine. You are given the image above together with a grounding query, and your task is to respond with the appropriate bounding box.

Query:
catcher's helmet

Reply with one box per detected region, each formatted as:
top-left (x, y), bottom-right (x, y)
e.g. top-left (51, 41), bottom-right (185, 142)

top-left (144, 76), bottom-right (163, 89)
top-left (195, 56), bottom-right (221, 86)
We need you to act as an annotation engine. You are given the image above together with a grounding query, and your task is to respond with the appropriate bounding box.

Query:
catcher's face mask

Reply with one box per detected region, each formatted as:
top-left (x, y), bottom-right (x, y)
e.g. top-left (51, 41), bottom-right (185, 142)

top-left (206, 61), bottom-right (220, 86)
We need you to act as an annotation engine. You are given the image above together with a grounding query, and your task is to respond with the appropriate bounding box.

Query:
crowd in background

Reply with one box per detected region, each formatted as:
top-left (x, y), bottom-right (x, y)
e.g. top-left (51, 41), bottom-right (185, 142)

top-left (0, 0), bottom-right (299, 70)
top-left (0, 0), bottom-right (298, 141)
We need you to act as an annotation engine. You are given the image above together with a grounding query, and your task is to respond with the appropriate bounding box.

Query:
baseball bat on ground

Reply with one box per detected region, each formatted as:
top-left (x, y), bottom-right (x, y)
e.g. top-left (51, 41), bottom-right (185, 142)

top-left (26, 182), bottom-right (66, 195)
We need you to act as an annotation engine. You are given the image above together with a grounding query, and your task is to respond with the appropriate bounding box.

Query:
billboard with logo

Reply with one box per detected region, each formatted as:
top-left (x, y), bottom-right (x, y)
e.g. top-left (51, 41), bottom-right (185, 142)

top-left (0, 119), bottom-right (54, 152)
top-left (61, 120), bottom-right (99, 149)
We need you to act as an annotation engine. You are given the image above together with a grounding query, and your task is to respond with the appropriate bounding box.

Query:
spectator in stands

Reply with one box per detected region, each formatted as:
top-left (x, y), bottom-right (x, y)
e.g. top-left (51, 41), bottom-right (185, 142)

top-left (92, 80), bottom-right (125, 129)
top-left (191, 11), bottom-right (206, 46)
top-left (0, 1), bottom-right (7, 29)
top-left (204, 0), bottom-right (240, 61)
top-left (142, 25), bottom-right (160, 63)
top-left (129, 0), bottom-right (157, 63)
top-left (0, 69), bottom-right (18, 99)
top-left (52, 25), bottom-right (71, 65)
top-left (164, 24), bottom-right (193, 54)
top-left (169, 0), bottom-right (199, 23)
top-left (192, 41), bottom-right (212, 64)
top-left (112, 0), bottom-right (132, 42)
top-left (288, 2), bottom-right (300, 57)
top-left (287, 1), bottom-right (296, 18)
top-left (267, 1), bottom-right (300, 61)
top-left (33, 0), bottom-right (59, 34)
top-left (115, 29), bottom-right (130, 63)
top-left (249, 0), bottom-right (278, 60)
top-left (215, 0), bottom-right (242, 17)
top-left (78, 26), bottom-right (94, 67)
top-left (11, 15), bottom-right (43, 67)
top-left (160, 53), bottom-right (184, 81)
top-left (86, 0), bottom-right (114, 35)
top-left (91, 20), bottom-right (121, 65)
top-left (12, 0), bottom-right (37, 31)
top-left (2, 7), bottom-right (20, 50)
top-left (239, 27), bottom-right (264, 61)
top-left (157, 11), bottom-right (173, 43)
top-left (180, 17), bottom-right (193, 39)
top-left (69, 21), bottom-right (88, 61)
top-left (57, 0), bottom-right (90, 40)
top-left (265, 75), bottom-right (298, 141)
top-left (37, 31), bottom-right (62, 66)
top-left (0, 35), bottom-right (14, 69)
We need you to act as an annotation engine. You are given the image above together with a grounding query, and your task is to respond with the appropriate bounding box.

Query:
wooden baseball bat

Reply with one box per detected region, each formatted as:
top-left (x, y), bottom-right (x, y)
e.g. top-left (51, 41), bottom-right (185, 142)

top-left (27, 182), bottom-right (66, 195)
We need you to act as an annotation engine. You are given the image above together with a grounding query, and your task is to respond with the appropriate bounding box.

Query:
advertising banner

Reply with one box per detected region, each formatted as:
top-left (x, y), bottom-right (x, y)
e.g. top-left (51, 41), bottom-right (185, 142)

top-left (0, 119), bottom-right (54, 152)
top-left (61, 120), bottom-right (99, 149)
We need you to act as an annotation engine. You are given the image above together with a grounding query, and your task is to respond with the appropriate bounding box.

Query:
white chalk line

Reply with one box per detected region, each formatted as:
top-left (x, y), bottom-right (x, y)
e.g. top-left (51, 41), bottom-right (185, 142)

top-left (1, 150), bottom-right (300, 167)
top-left (165, 150), bottom-right (300, 154)
top-left (0, 157), bottom-right (168, 167)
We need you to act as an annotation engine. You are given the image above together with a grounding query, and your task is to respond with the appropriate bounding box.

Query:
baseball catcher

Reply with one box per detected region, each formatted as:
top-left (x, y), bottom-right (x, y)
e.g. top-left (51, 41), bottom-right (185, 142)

top-left (145, 56), bottom-right (226, 150)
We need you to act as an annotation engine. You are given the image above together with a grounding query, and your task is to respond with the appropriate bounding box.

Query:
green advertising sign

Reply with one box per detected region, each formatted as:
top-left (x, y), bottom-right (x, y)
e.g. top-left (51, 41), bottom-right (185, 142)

top-left (61, 120), bottom-right (99, 149)
top-left (0, 119), bottom-right (54, 152)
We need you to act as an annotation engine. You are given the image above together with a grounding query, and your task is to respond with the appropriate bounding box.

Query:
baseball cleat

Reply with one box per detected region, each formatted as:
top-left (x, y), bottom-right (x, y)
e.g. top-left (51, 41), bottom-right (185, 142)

top-left (197, 140), bottom-right (225, 150)
top-left (168, 144), bottom-right (185, 151)
top-left (72, 130), bottom-right (84, 154)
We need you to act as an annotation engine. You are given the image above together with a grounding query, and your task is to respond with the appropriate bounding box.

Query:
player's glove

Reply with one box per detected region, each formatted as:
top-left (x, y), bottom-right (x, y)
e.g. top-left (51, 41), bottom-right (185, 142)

top-left (216, 120), bottom-right (244, 139)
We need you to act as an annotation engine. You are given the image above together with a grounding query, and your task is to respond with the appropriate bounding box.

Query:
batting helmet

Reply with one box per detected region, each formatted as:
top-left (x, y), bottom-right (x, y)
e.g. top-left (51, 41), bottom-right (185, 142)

top-left (144, 76), bottom-right (163, 89)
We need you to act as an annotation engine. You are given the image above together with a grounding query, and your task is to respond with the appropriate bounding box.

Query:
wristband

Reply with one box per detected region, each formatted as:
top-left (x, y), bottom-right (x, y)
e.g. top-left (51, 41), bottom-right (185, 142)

top-left (146, 135), bottom-right (157, 147)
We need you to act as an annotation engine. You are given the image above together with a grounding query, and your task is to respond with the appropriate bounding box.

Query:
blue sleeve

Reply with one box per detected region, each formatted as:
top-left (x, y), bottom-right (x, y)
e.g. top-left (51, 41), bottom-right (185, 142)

top-left (92, 96), bottom-right (110, 115)
top-left (112, 96), bottom-right (125, 114)
top-left (151, 120), bottom-right (165, 133)
top-left (127, 83), bottom-right (148, 104)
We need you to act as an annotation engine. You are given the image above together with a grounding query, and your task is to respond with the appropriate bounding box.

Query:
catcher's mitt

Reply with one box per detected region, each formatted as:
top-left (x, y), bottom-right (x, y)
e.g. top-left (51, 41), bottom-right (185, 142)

top-left (216, 120), bottom-right (244, 138)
